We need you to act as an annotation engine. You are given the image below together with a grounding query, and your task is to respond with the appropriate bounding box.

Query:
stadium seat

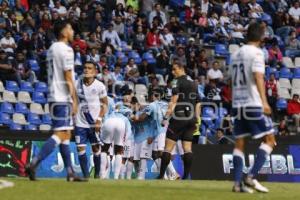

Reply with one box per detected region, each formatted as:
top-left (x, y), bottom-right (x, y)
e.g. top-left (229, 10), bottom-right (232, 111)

top-left (115, 51), bottom-right (125, 58)
top-left (1, 102), bottom-right (14, 114)
top-left (28, 59), bottom-right (40, 71)
top-left (278, 88), bottom-right (291, 99)
top-left (39, 124), bottom-right (51, 131)
top-left (261, 13), bottom-right (272, 25)
top-left (25, 124), bottom-right (38, 131)
top-left (20, 81), bottom-right (34, 92)
top-left (282, 57), bottom-right (295, 68)
top-left (32, 92), bottom-right (47, 104)
top-left (18, 91), bottom-right (32, 104)
top-left (44, 103), bottom-right (50, 114)
top-left (292, 88), bottom-right (300, 96)
top-left (12, 113), bottom-right (27, 125)
top-left (279, 78), bottom-right (292, 89)
top-left (229, 44), bottom-right (239, 54)
top-left (292, 79), bottom-right (300, 89)
top-left (276, 98), bottom-right (287, 110)
top-left (30, 103), bottom-right (44, 115)
top-left (126, 81), bottom-right (135, 91)
top-left (215, 44), bottom-right (229, 56)
top-left (129, 51), bottom-right (142, 64)
top-left (293, 68), bottom-right (300, 79)
top-left (0, 113), bottom-right (11, 125)
top-left (27, 113), bottom-right (41, 125)
top-left (0, 81), bottom-right (4, 93)
top-left (5, 81), bottom-right (19, 92)
top-left (3, 90), bottom-right (17, 103)
top-left (42, 114), bottom-right (52, 125)
top-left (202, 107), bottom-right (216, 120)
top-left (15, 102), bottom-right (29, 114)
top-left (9, 123), bottom-right (23, 130)
top-left (156, 74), bottom-right (166, 86)
top-left (217, 107), bottom-right (228, 118)
top-left (135, 84), bottom-right (148, 95)
top-left (35, 82), bottom-right (48, 93)
top-left (295, 57), bottom-right (300, 67)
top-left (0, 94), bottom-right (2, 102)
top-left (135, 94), bottom-right (147, 105)
top-left (279, 68), bottom-right (292, 79)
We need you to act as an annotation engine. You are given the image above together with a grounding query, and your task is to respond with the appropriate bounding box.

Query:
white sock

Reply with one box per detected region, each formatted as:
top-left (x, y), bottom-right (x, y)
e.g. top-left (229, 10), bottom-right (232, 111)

top-left (114, 154), bottom-right (123, 180)
top-left (120, 162), bottom-right (126, 179)
top-left (100, 152), bottom-right (107, 179)
top-left (154, 158), bottom-right (161, 172)
top-left (167, 161), bottom-right (177, 177)
top-left (138, 159), bottom-right (147, 180)
top-left (126, 161), bottom-right (133, 180)
top-left (106, 156), bottom-right (111, 179)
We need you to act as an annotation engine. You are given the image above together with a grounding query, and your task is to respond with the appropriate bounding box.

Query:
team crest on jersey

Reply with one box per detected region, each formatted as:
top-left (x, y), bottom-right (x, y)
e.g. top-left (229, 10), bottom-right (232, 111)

top-left (171, 79), bottom-right (177, 88)
top-left (91, 89), bottom-right (97, 94)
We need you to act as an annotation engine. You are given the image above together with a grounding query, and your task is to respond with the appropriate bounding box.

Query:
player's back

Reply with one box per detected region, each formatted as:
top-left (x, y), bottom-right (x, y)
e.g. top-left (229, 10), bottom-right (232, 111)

top-left (230, 44), bottom-right (265, 108)
top-left (47, 42), bottom-right (75, 103)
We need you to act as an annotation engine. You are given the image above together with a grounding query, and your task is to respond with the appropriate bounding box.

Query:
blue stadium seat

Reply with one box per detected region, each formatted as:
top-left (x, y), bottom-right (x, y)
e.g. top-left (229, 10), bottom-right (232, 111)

top-left (142, 52), bottom-right (154, 60)
top-left (115, 51), bottom-right (125, 58)
top-left (202, 107), bottom-right (216, 119)
top-left (5, 80), bottom-right (19, 92)
top-left (279, 68), bottom-right (292, 79)
top-left (35, 82), bottom-right (48, 93)
top-left (217, 107), bottom-right (228, 118)
top-left (28, 59), bottom-right (40, 71)
top-left (215, 44), bottom-right (229, 56)
top-left (129, 51), bottom-right (142, 64)
top-left (276, 98), bottom-right (287, 110)
top-left (32, 92), bottom-right (47, 104)
top-left (293, 68), bottom-right (300, 79)
top-left (10, 123), bottom-right (23, 130)
top-left (1, 102), bottom-right (14, 114)
top-left (15, 102), bottom-right (29, 114)
top-left (25, 124), bottom-right (38, 131)
top-left (0, 113), bottom-right (11, 125)
top-left (27, 113), bottom-right (41, 125)
top-left (42, 114), bottom-right (52, 125)
top-left (261, 13), bottom-right (272, 25)
top-left (20, 81), bottom-right (34, 92)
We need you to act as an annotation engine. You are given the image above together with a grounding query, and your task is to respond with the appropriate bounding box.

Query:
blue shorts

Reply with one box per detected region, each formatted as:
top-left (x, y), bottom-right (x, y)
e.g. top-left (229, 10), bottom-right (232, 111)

top-left (232, 107), bottom-right (275, 139)
top-left (50, 102), bottom-right (73, 131)
top-left (75, 127), bottom-right (100, 147)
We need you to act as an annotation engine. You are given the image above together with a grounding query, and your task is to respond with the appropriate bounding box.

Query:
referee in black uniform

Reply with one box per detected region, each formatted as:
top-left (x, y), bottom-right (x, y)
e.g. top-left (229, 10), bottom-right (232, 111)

top-left (158, 60), bottom-right (201, 179)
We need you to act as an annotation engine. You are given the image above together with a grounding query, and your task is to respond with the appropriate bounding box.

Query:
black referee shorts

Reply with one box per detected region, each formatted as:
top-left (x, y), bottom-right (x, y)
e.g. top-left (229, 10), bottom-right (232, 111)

top-left (166, 113), bottom-right (197, 142)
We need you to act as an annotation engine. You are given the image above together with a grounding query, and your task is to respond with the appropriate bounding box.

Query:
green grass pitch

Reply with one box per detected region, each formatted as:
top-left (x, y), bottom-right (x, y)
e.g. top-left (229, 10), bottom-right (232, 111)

top-left (0, 179), bottom-right (298, 200)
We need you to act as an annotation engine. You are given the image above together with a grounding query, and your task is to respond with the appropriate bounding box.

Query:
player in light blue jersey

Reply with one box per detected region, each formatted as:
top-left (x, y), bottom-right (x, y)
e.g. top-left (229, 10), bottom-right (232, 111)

top-left (26, 21), bottom-right (85, 182)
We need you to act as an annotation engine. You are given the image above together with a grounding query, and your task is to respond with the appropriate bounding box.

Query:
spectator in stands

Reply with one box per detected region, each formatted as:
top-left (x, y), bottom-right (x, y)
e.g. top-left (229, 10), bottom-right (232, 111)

top-left (90, 12), bottom-right (105, 32)
top-left (175, 28), bottom-right (188, 46)
top-left (126, 57), bottom-right (139, 82)
top-left (72, 33), bottom-right (87, 55)
top-left (288, 1), bottom-right (300, 24)
top-left (0, 49), bottom-right (17, 82)
top-left (74, 45), bottom-right (85, 75)
top-left (248, 0), bottom-right (264, 18)
top-left (166, 15), bottom-right (182, 34)
top-left (14, 51), bottom-right (35, 83)
top-left (126, 0), bottom-right (139, 13)
top-left (149, 3), bottom-right (167, 26)
top-left (170, 46), bottom-right (187, 66)
top-left (285, 30), bottom-right (300, 58)
top-left (132, 25), bottom-right (146, 53)
top-left (138, 59), bottom-right (155, 84)
top-left (30, 33), bottom-right (46, 56)
top-left (265, 73), bottom-right (278, 115)
top-left (146, 27), bottom-right (161, 54)
top-left (102, 23), bottom-right (122, 50)
top-left (186, 50), bottom-right (199, 79)
top-left (86, 48), bottom-right (100, 64)
top-left (216, 129), bottom-right (231, 144)
top-left (113, 16), bottom-right (125, 40)
top-left (204, 79), bottom-right (222, 103)
top-left (199, 0), bottom-right (213, 15)
top-left (220, 114), bottom-right (234, 136)
top-left (198, 60), bottom-right (209, 77)
top-left (6, 12), bottom-right (20, 34)
top-left (97, 66), bottom-right (114, 91)
top-left (155, 48), bottom-right (169, 76)
top-left (0, 30), bottom-right (16, 56)
top-left (53, 0), bottom-right (67, 19)
top-left (159, 27), bottom-right (175, 52)
top-left (87, 32), bottom-right (102, 50)
top-left (268, 40), bottom-right (284, 68)
top-left (223, 0), bottom-right (240, 16)
top-left (287, 94), bottom-right (300, 133)
top-left (112, 3), bottom-right (126, 20)
top-left (221, 79), bottom-right (232, 112)
top-left (261, 21), bottom-right (274, 43)
top-left (228, 17), bottom-right (245, 44)
top-left (207, 61), bottom-right (224, 82)
top-left (111, 64), bottom-right (124, 94)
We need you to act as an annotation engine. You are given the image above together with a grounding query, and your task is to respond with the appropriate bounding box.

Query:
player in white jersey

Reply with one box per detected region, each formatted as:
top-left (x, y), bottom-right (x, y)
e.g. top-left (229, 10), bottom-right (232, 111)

top-left (230, 22), bottom-right (276, 193)
top-left (26, 21), bottom-right (84, 182)
top-left (75, 61), bottom-right (108, 179)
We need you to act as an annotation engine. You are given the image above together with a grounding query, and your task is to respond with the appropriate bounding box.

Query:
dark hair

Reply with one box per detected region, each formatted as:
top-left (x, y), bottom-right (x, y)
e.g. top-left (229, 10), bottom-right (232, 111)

top-left (247, 22), bottom-right (264, 42)
top-left (84, 61), bottom-right (97, 68)
top-left (172, 59), bottom-right (185, 70)
top-left (53, 20), bottom-right (71, 39)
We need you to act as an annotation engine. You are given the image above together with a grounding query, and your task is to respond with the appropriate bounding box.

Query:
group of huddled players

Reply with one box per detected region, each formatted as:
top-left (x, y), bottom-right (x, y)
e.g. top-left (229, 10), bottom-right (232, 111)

top-left (25, 20), bottom-right (183, 181)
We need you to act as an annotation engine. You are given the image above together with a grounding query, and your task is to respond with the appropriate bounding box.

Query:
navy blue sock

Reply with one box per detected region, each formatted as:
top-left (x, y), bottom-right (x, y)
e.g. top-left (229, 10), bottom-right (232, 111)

top-left (93, 153), bottom-right (101, 177)
top-left (233, 149), bottom-right (244, 186)
top-left (59, 141), bottom-right (73, 175)
top-left (250, 144), bottom-right (272, 178)
top-left (31, 135), bottom-right (60, 168)
top-left (79, 152), bottom-right (89, 178)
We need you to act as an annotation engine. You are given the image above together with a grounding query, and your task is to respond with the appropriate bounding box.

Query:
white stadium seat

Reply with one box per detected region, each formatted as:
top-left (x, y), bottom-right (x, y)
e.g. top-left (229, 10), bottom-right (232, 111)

top-left (40, 124), bottom-right (51, 131)
top-left (292, 79), bottom-right (300, 89)
top-left (13, 113), bottom-right (27, 125)
top-left (30, 103), bottom-right (44, 115)
top-left (3, 90), bottom-right (17, 103)
top-left (279, 78), bottom-right (291, 89)
top-left (278, 88), bottom-right (291, 99)
top-left (0, 81), bottom-right (4, 93)
top-left (295, 57), bottom-right (300, 67)
top-left (135, 84), bottom-right (148, 95)
top-left (283, 57), bottom-right (295, 68)
top-left (18, 91), bottom-right (32, 103)
top-left (292, 88), bottom-right (300, 96)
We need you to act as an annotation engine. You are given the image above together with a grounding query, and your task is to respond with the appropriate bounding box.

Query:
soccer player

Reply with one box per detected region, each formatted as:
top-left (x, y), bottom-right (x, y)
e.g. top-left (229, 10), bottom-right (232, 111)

top-left (100, 103), bottom-right (132, 180)
top-left (75, 61), bottom-right (108, 179)
top-left (26, 21), bottom-right (84, 181)
top-left (230, 22), bottom-right (276, 193)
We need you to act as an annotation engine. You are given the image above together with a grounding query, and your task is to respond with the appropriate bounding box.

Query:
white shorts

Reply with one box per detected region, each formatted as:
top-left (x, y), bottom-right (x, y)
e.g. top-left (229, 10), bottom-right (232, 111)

top-left (152, 132), bottom-right (166, 152)
top-left (101, 117), bottom-right (126, 146)
top-left (134, 140), bottom-right (152, 160)
top-left (123, 139), bottom-right (134, 158)
top-left (171, 140), bottom-right (184, 156)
